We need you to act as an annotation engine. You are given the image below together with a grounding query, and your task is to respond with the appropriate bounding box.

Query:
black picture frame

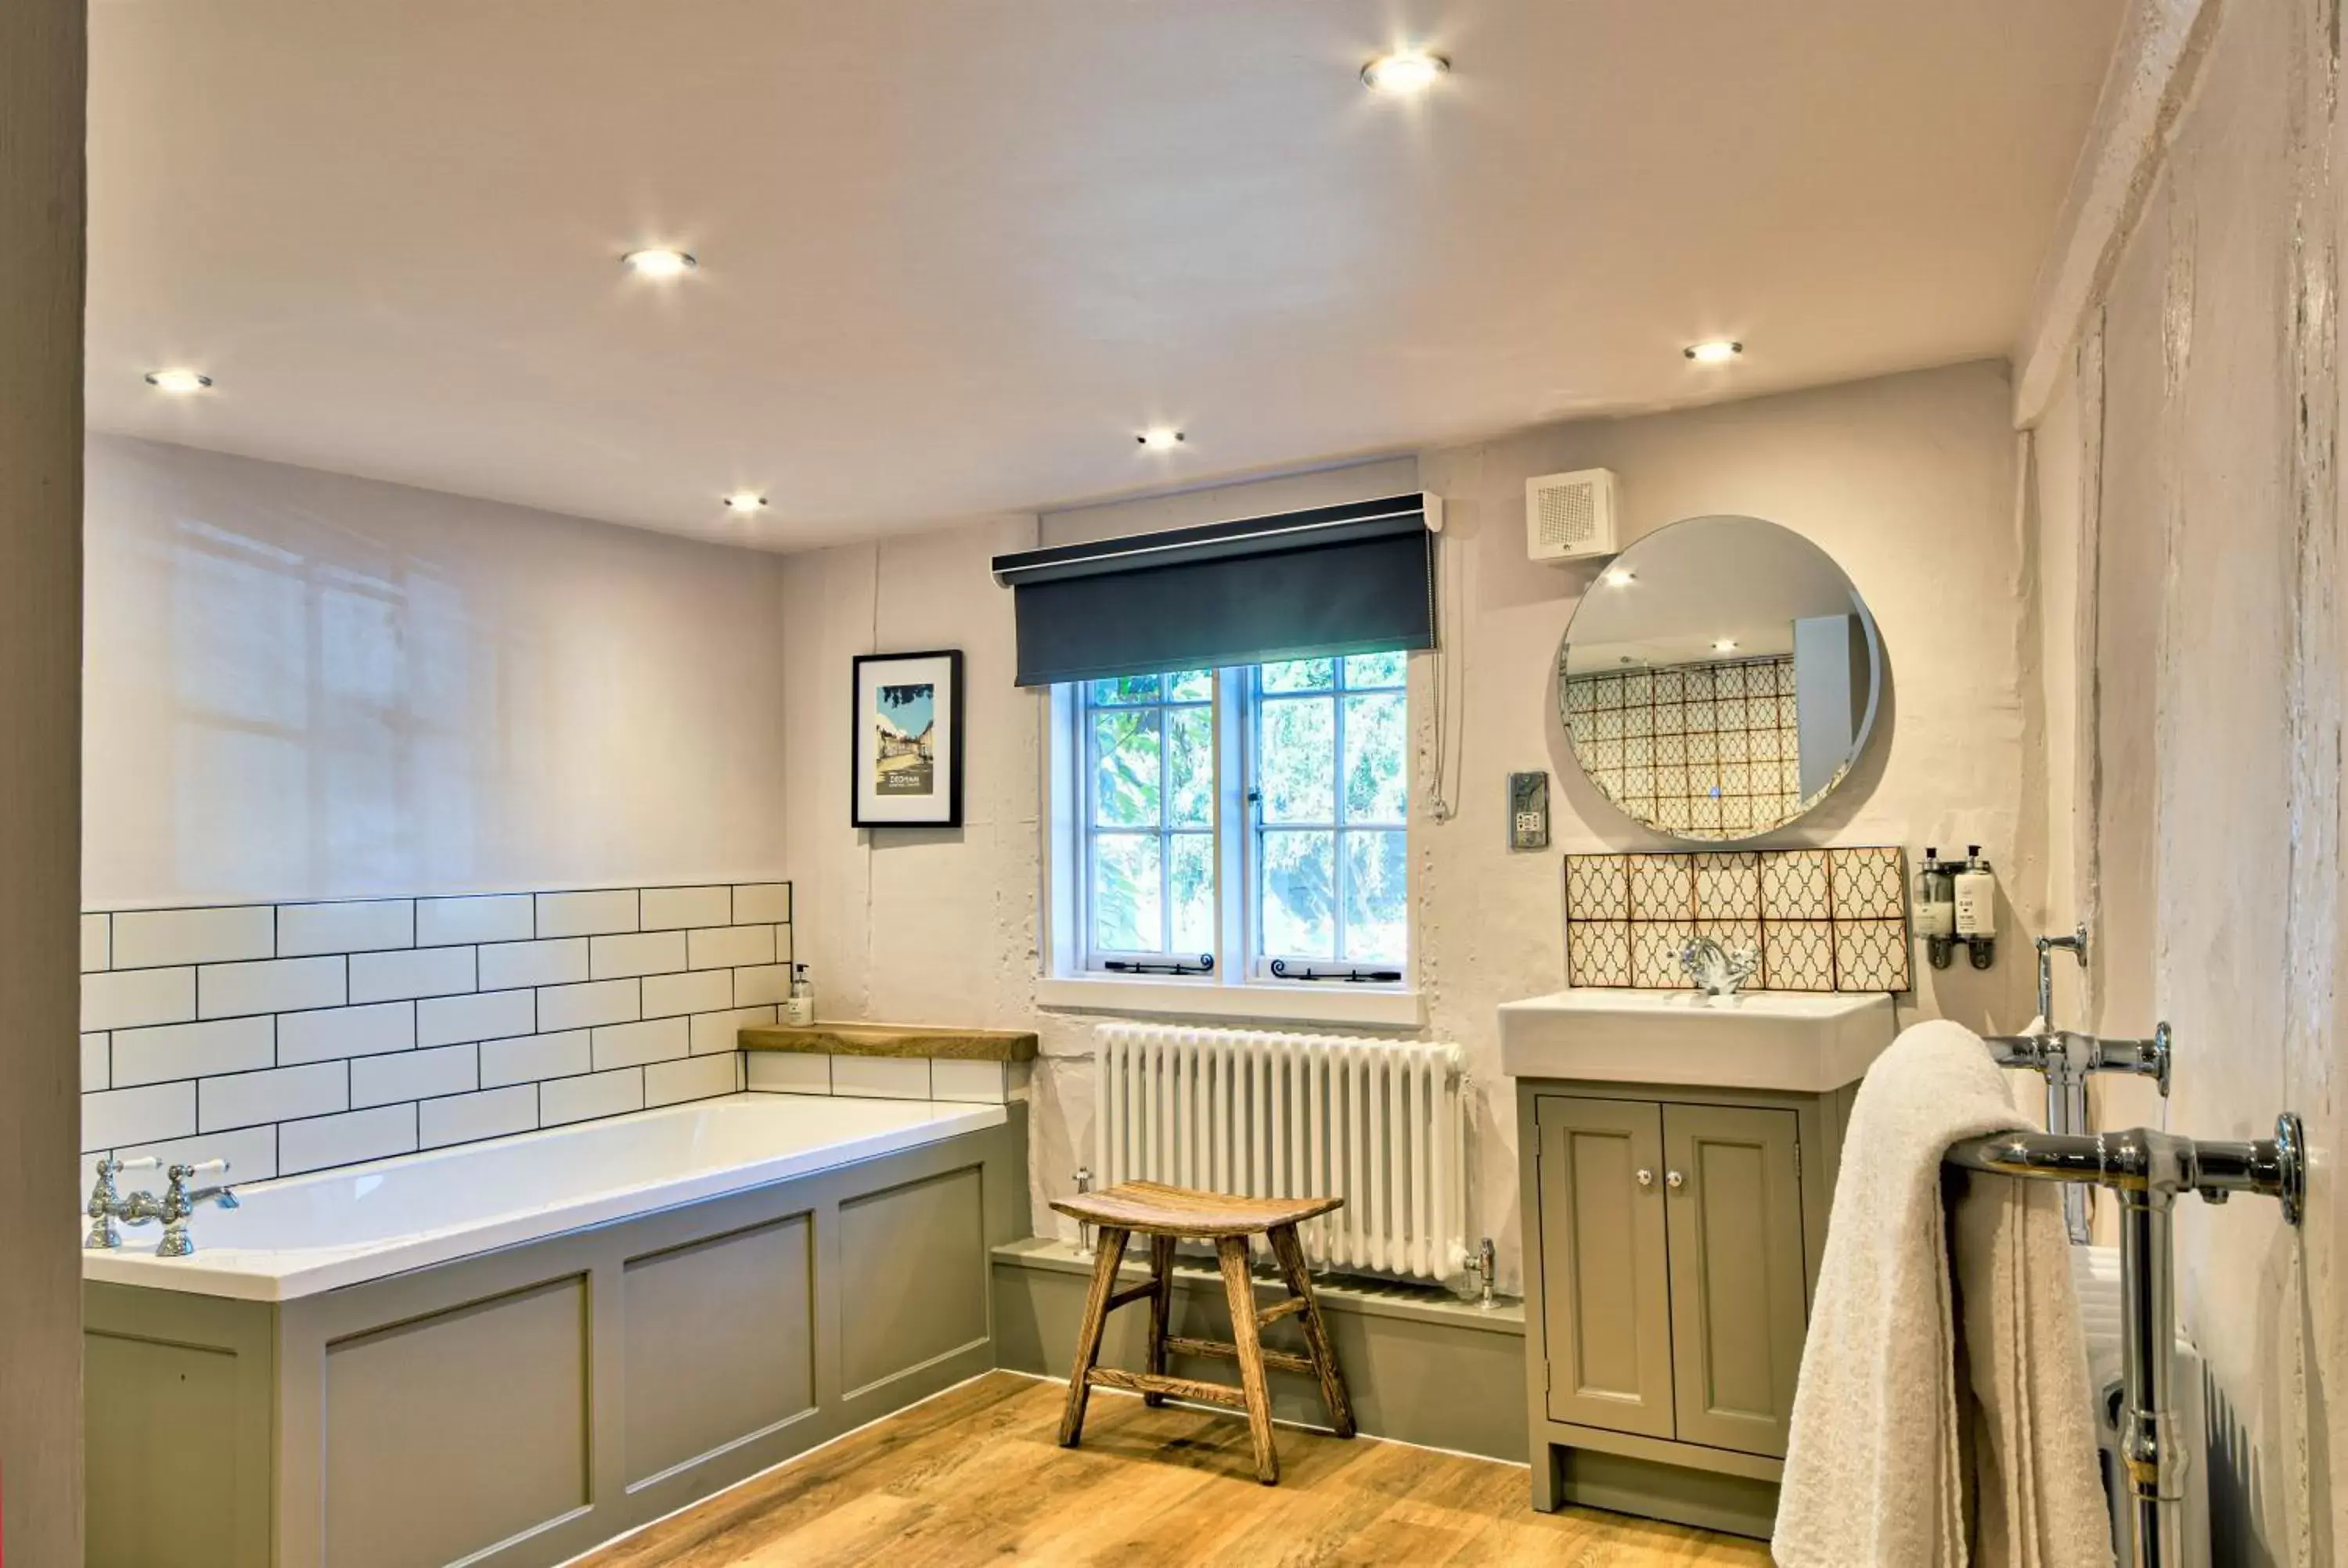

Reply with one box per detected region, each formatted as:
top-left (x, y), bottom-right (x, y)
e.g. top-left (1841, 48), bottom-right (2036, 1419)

top-left (850, 649), bottom-right (964, 829)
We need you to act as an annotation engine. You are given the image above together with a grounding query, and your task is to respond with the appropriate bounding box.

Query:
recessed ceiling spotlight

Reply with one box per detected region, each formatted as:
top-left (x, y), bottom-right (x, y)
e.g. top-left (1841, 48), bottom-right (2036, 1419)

top-left (1604, 568), bottom-right (1637, 588)
top-left (722, 493), bottom-right (767, 512)
top-left (1712, 638), bottom-right (1739, 652)
top-left (143, 368), bottom-right (213, 393)
top-left (1136, 427), bottom-right (1185, 451)
top-left (622, 248), bottom-right (698, 279)
top-left (1361, 49), bottom-right (1449, 95)
top-left (1684, 340), bottom-right (1743, 365)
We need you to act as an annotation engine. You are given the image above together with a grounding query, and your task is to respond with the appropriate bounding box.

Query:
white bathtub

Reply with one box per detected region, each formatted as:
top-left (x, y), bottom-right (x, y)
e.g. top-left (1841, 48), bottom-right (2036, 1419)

top-left (81, 1092), bottom-right (1007, 1302)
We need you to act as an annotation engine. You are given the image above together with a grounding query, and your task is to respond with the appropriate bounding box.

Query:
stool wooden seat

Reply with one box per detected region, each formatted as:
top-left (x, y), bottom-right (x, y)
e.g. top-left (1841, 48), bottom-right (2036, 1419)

top-left (1047, 1180), bottom-right (1355, 1485)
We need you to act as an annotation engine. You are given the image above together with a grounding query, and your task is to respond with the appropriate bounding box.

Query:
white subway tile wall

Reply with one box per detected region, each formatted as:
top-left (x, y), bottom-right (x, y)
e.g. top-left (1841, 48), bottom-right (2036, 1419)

top-left (277, 898), bottom-right (415, 958)
top-left (541, 1066), bottom-right (645, 1127)
top-left (81, 913), bottom-right (111, 973)
top-left (746, 1052), bottom-right (1028, 1104)
top-left (830, 1056), bottom-right (932, 1100)
top-left (77, 883), bottom-right (792, 1175)
top-left (281, 1105), bottom-right (418, 1176)
top-left (477, 937), bottom-right (589, 991)
top-left (639, 885), bottom-right (731, 931)
top-left (276, 1000), bottom-right (415, 1065)
top-left (416, 894), bottom-right (533, 948)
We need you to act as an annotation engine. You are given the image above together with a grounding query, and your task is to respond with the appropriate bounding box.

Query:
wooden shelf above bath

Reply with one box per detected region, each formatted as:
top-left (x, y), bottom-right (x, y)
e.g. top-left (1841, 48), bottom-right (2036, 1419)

top-left (738, 1022), bottom-right (1039, 1063)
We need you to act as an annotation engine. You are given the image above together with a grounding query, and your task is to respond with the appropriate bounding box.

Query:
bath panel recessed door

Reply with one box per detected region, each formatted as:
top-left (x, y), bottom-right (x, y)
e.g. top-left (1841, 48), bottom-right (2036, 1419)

top-left (322, 1274), bottom-right (591, 1568)
top-left (622, 1212), bottom-right (817, 1487)
top-left (1660, 1102), bottom-right (1806, 1457)
top-left (85, 1330), bottom-right (247, 1568)
top-left (1535, 1095), bottom-right (1675, 1437)
top-left (837, 1164), bottom-right (989, 1400)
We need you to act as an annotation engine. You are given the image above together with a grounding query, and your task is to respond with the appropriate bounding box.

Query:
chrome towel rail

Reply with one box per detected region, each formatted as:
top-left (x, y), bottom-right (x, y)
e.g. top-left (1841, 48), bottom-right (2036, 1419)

top-left (1943, 1115), bottom-right (2304, 1568)
top-left (1981, 927), bottom-right (2173, 1242)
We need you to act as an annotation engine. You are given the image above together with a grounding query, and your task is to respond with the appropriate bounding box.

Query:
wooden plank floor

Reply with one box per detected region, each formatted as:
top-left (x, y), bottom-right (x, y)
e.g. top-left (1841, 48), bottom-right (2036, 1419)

top-left (580, 1372), bottom-right (1774, 1567)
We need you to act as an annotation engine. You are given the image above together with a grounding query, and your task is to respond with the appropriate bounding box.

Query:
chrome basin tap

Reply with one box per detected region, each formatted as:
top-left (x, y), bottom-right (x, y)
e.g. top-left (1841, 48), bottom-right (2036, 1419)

top-left (1680, 935), bottom-right (1760, 999)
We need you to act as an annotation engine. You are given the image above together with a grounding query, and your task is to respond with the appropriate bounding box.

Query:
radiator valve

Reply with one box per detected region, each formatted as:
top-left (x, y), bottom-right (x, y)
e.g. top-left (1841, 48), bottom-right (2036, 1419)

top-left (1461, 1236), bottom-right (1499, 1309)
top-left (1071, 1167), bottom-right (1093, 1257)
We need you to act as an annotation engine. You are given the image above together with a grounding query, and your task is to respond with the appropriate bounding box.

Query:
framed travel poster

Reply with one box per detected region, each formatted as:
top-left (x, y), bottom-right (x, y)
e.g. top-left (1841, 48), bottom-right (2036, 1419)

top-left (852, 649), bottom-right (963, 828)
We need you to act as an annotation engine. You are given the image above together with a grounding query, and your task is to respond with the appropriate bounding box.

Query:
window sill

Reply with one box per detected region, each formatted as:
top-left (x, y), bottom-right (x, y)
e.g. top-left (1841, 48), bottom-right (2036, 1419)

top-left (1033, 975), bottom-right (1425, 1029)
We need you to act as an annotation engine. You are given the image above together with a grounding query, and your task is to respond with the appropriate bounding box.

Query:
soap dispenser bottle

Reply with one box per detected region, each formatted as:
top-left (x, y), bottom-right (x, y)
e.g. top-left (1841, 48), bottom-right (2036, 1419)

top-left (783, 963), bottom-right (815, 1027)
top-left (1918, 847), bottom-right (1958, 970)
top-left (1953, 846), bottom-right (1997, 970)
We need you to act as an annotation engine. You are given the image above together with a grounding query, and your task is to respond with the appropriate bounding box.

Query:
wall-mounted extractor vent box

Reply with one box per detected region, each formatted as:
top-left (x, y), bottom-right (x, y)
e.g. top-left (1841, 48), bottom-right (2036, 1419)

top-left (1525, 467), bottom-right (1619, 563)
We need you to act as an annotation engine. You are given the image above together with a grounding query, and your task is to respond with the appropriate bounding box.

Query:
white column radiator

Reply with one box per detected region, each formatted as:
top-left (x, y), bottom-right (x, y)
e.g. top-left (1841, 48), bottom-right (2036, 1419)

top-left (1089, 1023), bottom-right (1468, 1285)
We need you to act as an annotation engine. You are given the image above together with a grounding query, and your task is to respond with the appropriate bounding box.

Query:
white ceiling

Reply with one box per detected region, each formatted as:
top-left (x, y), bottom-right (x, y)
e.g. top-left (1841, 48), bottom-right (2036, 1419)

top-left (86, 0), bottom-right (2123, 551)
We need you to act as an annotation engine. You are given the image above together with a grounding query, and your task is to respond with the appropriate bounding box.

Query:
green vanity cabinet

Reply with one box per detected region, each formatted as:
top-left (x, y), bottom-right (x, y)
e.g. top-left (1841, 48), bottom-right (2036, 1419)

top-left (1534, 1095), bottom-right (1676, 1438)
top-left (1518, 1077), bottom-right (1854, 1541)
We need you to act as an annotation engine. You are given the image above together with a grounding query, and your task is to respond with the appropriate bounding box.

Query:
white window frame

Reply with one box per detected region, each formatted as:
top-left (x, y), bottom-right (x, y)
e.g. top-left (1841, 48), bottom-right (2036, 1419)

top-left (1073, 672), bottom-right (1220, 975)
top-left (1244, 657), bottom-right (1410, 980)
top-left (1038, 661), bottom-right (1422, 1029)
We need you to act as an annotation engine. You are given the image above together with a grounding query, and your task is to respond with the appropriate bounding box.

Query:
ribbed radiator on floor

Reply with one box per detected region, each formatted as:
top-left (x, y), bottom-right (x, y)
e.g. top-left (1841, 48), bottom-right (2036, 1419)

top-left (1089, 1023), bottom-right (1468, 1285)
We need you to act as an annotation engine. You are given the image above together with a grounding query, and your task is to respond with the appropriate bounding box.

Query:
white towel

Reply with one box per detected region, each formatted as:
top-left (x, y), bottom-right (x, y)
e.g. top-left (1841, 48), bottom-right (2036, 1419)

top-left (1774, 1019), bottom-right (2111, 1568)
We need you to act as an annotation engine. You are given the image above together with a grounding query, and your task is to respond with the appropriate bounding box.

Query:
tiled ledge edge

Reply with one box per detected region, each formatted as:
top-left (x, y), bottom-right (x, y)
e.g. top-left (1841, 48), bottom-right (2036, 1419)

top-left (740, 1022), bottom-right (1039, 1062)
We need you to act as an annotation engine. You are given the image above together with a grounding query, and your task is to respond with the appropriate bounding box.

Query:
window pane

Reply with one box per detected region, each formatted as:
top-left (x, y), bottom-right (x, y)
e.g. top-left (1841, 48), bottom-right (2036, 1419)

top-left (1170, 833), bottom-right (1216, 953)
top-left (1259, 658), bottom-right (1334, 693)
top-left (1088, 674), bottom-right (1161, 705)
top-left (1261, 830), bottom-right (1336, 958)
top-left (1165, 670), bottom-right (1213, 702)
top-left (1092, 833), bottom-right (1162, 952)
top-left (1259, 696), bottom-right (1334, 823)
top-left (1341, 651), bottom-right (1406, 689)
top-left (1341, 830), bottom-right (1407, 963)
top-left (1166, 705), bottom-right (1215, 828)
top-left (1091, 708), bottom-right (1161, 828)
top-left (1342, 692), bottom-right (1406, 823)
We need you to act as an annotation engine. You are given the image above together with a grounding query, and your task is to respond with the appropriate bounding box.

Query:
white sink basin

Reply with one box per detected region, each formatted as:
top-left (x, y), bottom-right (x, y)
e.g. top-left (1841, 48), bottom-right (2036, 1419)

top-left (1497, 988), bottom-right (1897, 1093)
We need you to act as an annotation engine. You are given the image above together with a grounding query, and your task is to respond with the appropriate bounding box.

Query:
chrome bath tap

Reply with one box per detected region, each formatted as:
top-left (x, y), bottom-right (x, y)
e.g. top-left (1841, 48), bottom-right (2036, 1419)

top-left (84, 1155), bottom-right (237, 1254)
top-left (1680, 935), bottom-right (1760, 998)
top-left (158, 1160), bottom-right (239, 1257)
top-left (84, 1155), bottom-right (164, 1249)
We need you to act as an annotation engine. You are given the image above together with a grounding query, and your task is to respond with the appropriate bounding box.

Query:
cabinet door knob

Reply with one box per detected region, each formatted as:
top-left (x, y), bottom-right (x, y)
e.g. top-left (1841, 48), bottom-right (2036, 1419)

top-left (1636, 1167), bottom-right (1654, 1188)
top-left (1666, 1170), bottom-right (1686, 1191)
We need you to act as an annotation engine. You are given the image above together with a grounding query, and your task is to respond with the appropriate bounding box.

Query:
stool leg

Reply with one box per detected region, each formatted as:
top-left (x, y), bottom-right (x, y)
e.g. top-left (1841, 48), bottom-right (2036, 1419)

top-left (1268, 1223), bottom-right (1355, 1439)
top-left (1058, 1226), bottom-right (1130, 1448)
top-left (1143, 1234), bottom-right (1176, 1407)
top-left (1215, 1235), bottom-right (1280, 1485)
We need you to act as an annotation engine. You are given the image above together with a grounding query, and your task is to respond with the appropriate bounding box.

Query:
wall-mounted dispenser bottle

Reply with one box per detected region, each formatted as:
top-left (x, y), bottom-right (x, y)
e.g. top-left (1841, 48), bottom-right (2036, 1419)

top-left (1954, 845), bottom-right (1997, 969)
top-left (783, 962), bottom-right (815, 1027)
top-left (1919, 847), bottom-right (1958, 970)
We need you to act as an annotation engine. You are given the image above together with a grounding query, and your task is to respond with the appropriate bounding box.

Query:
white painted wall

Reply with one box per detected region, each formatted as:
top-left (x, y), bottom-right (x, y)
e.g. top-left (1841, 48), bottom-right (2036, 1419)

top-left (85, 436), bottom-right (790, 907)
top-left (781, 359), bottom-right (2036, 1292)
top-left (2022, 0), bottom-right (2348, 1551)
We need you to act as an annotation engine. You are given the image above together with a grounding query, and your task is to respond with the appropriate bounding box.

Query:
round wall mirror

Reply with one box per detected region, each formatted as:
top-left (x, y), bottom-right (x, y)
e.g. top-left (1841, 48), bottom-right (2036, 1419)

top-left (1557, 515), bottom-right (1882, 842)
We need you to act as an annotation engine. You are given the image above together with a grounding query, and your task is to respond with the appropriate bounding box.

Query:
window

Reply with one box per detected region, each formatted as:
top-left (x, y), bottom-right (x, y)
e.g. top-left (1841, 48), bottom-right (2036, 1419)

top-left (1252, 653), bottom-right (1408, 972)
top-left (1083, 671), bottom-right (1218, 963)
top-left (1071, 654), bottom-right (1410, 985)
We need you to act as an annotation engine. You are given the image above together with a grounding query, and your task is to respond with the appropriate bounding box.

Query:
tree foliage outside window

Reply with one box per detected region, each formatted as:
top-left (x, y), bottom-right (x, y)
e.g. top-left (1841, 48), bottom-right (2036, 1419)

top-left (1254, 653), bottom-right (1407, 966)
top-left (1086, 671), bottom-right (1215, 957)
top-left (1079, 654), bottom-right (1408, 973)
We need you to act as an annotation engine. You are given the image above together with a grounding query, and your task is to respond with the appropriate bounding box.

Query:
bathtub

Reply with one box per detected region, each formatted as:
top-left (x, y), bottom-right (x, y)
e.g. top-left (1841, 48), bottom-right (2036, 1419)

top-left (84, 1091), bottom-right (1028, 1568)
top-left (84, 1091), bottom-right (1007, 1302)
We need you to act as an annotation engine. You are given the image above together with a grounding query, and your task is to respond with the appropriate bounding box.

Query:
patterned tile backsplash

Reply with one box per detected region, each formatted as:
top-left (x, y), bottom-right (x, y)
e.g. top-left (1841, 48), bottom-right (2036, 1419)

top-left (77, 881), bottom-right (791, 1181)
top-left (1563, 846), bottom-right (1910, 993)
top-left (1564, 655), bottom-right (1803, 839)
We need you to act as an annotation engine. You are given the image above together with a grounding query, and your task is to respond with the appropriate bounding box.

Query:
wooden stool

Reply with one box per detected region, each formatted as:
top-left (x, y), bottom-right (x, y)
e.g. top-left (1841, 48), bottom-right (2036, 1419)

top-left (1047, 1179), bottom-right (1356, 1485)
